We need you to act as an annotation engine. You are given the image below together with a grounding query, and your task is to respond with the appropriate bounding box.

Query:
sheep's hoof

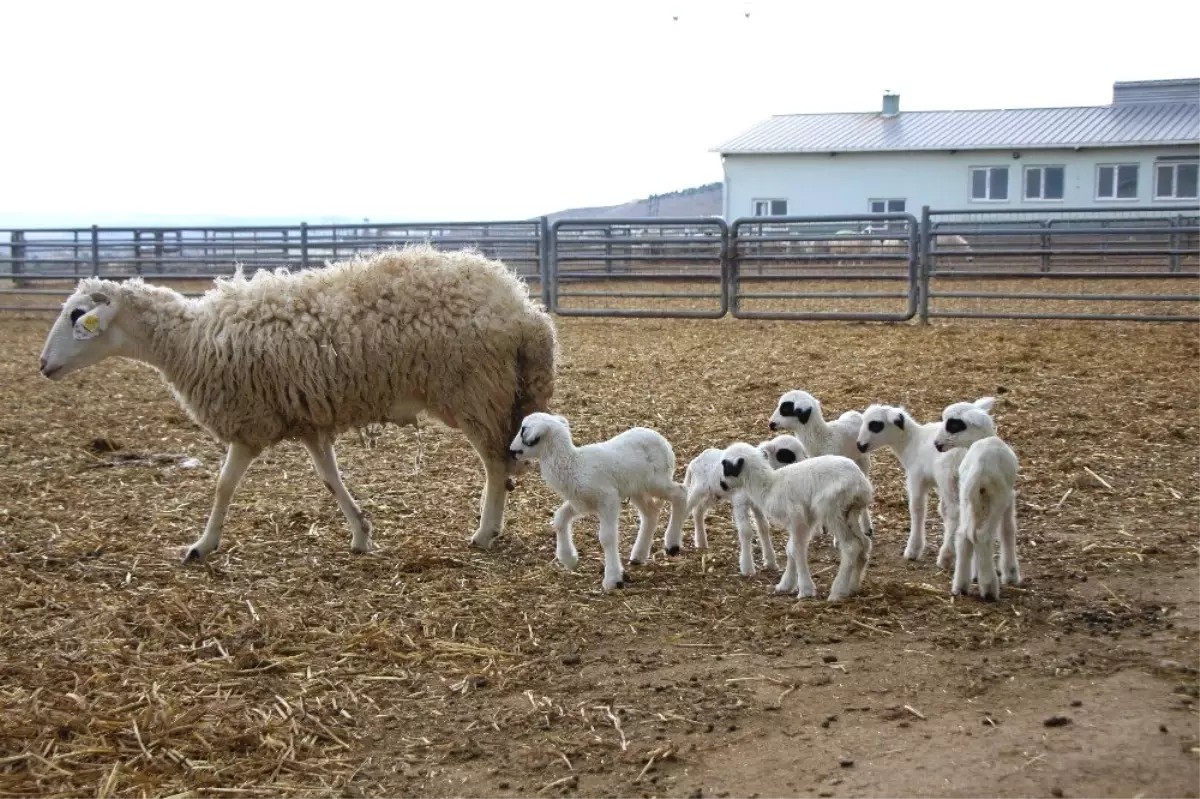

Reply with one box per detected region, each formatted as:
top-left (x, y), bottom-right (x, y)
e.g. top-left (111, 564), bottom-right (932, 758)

top-left (505, 477), bottom-right (517, 491)
top-left (774, 582), bottom-right (796, 595)
top-left (350, 541), bottom-right (373, 555)
top-left (665, 545), bottom-right (681, 557)
top-left (469, 530), bottom-right (500, 550)
top-left (903, 547), bottom-right (923, 561)
top-left (627, 557), bottom-right (644, 567)
top-left (182, 546), bottom-right (209, 564)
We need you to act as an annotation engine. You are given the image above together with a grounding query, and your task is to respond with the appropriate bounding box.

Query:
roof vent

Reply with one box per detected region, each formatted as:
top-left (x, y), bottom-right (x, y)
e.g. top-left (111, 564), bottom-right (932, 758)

top-left (1112, 78), bottom-right (1200, 105)
top-left (882, 91), bottom-right (900, 118)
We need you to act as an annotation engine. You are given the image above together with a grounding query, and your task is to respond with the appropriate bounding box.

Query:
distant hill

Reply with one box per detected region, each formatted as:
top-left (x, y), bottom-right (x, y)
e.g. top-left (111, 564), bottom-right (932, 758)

top-left (543, 182), bottom-right (722, 222)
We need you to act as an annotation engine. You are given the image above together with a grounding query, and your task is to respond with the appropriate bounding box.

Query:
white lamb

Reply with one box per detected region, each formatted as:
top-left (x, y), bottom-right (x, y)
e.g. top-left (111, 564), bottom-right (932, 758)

top-left (934, 401), bottom-right (1021, 601)
top-left (508, 412), bottom-right (688, 592)
top-left (769, 390), bottom-right (870, 475)
top-left (38, 245), bottom-right (558, 563)
top-left (683, 434), bottom-right (808, 577)
top-left (854, 398), bottom-right (996, 565)
top-left (718, 443), bottom-right (874, 601)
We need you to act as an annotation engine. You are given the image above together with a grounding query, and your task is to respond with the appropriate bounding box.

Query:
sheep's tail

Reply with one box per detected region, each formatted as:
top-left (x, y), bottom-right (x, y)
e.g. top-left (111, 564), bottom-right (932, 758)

top-left (506, 310), bottom-right (559, 481)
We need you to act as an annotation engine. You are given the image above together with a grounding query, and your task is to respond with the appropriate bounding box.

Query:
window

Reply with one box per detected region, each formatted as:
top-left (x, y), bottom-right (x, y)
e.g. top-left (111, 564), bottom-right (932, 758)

top-left (1155, 161), bottom-right (1199, 200)
top-left (1097, 164), bottom-right (1139, 200)
top-left (868, 198), bottom-right (906, 213)
top-left (1024, 166), bottom-right (1065, 201)
top-left (752, 199), bottom-right (788, 216)
top-left (969, 166), bottom-right (1009, 201)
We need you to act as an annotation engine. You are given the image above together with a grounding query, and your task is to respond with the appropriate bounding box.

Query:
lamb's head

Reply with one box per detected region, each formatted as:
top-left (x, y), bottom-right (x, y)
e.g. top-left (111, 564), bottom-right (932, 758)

top-left (758, 434), bottom-right (808, 470)
top-left (718, 442), bottom-right (768, 491)
top-left (508, 412), bottom-right (569, 462)
top-left (856, 403), bottom-right (909, 453)
top-left (769, 389), bottom-right (820, 432)
top-left (934, 397), bottom-right (996, 452)
top-left (39, 280), bottom-right (127, 381)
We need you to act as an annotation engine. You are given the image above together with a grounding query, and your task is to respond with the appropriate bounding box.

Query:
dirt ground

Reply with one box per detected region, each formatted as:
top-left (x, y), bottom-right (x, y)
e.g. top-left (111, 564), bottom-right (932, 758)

top-left (1, 301), bottom-right (1198, 798)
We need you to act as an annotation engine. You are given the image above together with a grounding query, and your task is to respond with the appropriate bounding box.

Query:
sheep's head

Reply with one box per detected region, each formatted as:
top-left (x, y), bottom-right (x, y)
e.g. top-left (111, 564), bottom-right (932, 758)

top-left (508, 412), bottom-right (569, 462)
top-left (39, 281), bottom-right (126, 381)
top-left (934, 397), bottom-right (997, 452)
top-left (856, 403), bottom-right (908, 453)
top-left (758, 434), bottom-right (808, 470)
top-left (769, 390), bottom-right (818, 432)
top-left (718, 442), bottom-right (764, 491)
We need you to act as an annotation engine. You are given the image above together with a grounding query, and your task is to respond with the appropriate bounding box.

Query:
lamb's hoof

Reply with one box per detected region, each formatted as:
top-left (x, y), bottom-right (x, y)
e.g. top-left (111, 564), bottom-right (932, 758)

top-left (903, 547), bottom-right (923, 561)
top-left (951, 584), bottom-right (969, 597)
top-left (665, 545), bottom-right (681, 557)
top-left (774, 582), bottom-right (796, 595)
top-left (628, 557), bottom-right (644, 567)
top-left (798, 585), bottom-right (818, 599)
top-left (936, 552), bottom-right (953, 570)
top-left (558, 554), bottom-right (579, 571)
top-left (1002, 569), bottom-right (1022, 585)
top-left (182, 545), bottom-right (210, 564)
top-left (350, 540), bottom-right (374, 555)
top-left (469, 531), bottom-right (498, 551)
top-left (505, 477), bottom-right (517, 491)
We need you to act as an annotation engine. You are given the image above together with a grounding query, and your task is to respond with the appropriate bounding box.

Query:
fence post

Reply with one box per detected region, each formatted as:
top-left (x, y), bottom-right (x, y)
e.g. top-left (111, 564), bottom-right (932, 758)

top-left (728, 220), bottom-right (740, 315)
top-left (1169, 216), bottom-right (1181, 273)
top-left (91, 226), bottom-right (100, 277)
top-left (1040, 220), bottom-right (1051, 272)
top-left (300, 222), bottom-right (310, 270)
top-left (538, 216), bottom-right (551, 309)
top-left (918, 206), bottom-right (932, 324)
top-left (154, 231), bottom-right (164, 274)
top-left (10, 231), bottom-right (26, 287)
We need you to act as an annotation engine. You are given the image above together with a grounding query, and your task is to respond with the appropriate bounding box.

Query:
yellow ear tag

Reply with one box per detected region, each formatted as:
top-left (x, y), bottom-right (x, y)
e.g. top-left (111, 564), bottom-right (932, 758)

top-left (81, 314), bottom-right (100, 334)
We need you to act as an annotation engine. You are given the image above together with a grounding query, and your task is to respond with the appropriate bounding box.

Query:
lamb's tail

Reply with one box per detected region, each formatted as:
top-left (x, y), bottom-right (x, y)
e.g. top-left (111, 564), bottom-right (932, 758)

top-left (506, 310), bottom-right (559, 483)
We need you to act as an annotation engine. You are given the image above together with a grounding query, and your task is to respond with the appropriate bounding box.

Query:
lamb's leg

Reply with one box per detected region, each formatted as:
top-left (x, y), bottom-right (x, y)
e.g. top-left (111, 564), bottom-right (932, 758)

top-left (903, 475), bottom-right (929, 561)
top-left (751, 503), bottom-right (778, 571)
top-left (628, 495), bottom-right (660, 565)
top-left (596, 498), bottom-right (626, 592)
top-left (661, 483), bottom-right (688, 556)
top-left (774, 528), bottom-right (799, 595)
top-left (975, 509), bottom-right (1002, 601)
top-left (183, 442), bottom-right (258, 563)
top-left (301, 435), bottom-right (373, 554)
top-left (828, 529), bottom-right (869, 602)
top-left (552, 501), bottom-right (581, 570)
top-left (469, 455), bottom-right (510, 550)
top-left (936, 493), bottom-right (958, 570)
top-left (778, 522), bottom-right (816, 598)
top-left (731, 492), bottom-right (758, 577)
top-left (685, 487), bottom-right (710, 550)
top-left (999, 496), bottom-right (1021, 585)
top-left (952, 498), bottom-right (976, 597)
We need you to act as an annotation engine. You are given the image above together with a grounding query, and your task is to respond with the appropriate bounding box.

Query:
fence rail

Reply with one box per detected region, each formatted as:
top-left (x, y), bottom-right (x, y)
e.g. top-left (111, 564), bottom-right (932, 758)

top-left (3, 205), bottom-right (1198, 322)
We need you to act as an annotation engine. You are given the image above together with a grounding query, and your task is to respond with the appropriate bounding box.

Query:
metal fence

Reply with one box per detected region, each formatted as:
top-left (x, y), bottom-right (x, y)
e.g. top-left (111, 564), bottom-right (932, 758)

top-left (3, 206), bottom-right (1198, 322)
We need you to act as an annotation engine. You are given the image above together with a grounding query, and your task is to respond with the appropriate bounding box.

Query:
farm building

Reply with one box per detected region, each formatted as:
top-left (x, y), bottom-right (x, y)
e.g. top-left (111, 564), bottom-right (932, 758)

top-left (716, 78), bottom-right (1200, 222)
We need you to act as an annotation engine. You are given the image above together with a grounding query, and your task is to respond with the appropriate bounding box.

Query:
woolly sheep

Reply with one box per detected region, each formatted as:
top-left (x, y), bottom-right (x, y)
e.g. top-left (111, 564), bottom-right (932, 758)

top-left (854, 399), bottom-right (996, 564)
top-left (719, 444), bottom-right (874, 601)
top-left (508, 412), bottom-right (688, 592)
top-left (769, 390), bottom-right (870, 475)
top-left (934, 401), bottom-right (1021, 600)
top-left (683, 434), bottom-right (808, 577)
top-left (38, 245), bottom-right (558, 562)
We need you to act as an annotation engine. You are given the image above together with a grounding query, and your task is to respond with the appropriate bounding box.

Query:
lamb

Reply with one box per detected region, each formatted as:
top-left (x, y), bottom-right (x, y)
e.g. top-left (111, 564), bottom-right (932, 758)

top-left (769, 390), bottom-right (870, 475)
top-left (507, 412), bottom-right (688, 592)
top-left (933, 401), bottom-right (1021, 601)
top-left (38, 244), bottom-right (558, 562)
top-left (854, 397), bottom-right (994, 566)
top-left (719, 444), bottom-right (874, 601)
top-left (935, 233), bottom-right (974, 264)
top-left (683, 434), bottom-right (808, 577)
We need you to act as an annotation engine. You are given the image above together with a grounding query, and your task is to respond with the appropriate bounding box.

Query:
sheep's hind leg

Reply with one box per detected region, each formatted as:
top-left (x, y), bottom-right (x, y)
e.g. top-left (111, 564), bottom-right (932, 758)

top-left (302, 435), bottom-right (373, 554)
top-left (660, 483), bottom-right (688, 556)
top-left (469, 455), bottom-right (511, 550)
top-left (999, 496), bottom-right (1022, 585)
top-left (597, 498), bottom-right (627, 591)
top-left (184, 442), bottom-right (259, 563)
top-left (552, 501), bottom-right (581, 570)
top-left (628, 495), bottom-right (660, 565)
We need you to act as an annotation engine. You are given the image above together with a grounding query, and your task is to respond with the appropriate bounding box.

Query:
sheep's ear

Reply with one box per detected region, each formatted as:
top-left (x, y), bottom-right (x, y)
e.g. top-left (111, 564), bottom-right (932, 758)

top-left (973, 396), bottom-right (996, 411)
top-left (721, 457), bottom-right (744, 478)
top-left (892, 412), bottom-right (905, 430)
top-left (553, 414), bottom-right (569, 427)
top-left (90, 291), bottom-right (110, 305)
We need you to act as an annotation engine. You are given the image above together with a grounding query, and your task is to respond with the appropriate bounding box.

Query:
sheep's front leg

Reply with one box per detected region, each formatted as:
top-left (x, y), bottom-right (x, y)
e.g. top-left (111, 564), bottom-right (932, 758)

top-left (596, 498), bottom-right (626, 591)
top-left (469, 456), bottom-right (510, 550)
top-left (903, 475), bottom-right (930, 561)
top-left (776, 523), bottom-right (816, 598)
top-left (752, 504), bottom-right (778, 571)
top-left (661, 484), bottom-right (688, 556)
top-left (628, 496), bottom-right (660, 565)
top-left (774, 529), bottom-right (799, 595)
top-left (301, 435), bottom-right (374, 554)
top-left (999, 498), bottom-right (1022, 585)
top-left (828, 522), bottom-right (871, 602)
top-left (552, 501), bottom-right (581, 570)
top-left (684, 486), bottom-right (710, 550)
top-left (184, 442), bottom-right (258, 563)
top-left (936, 494), bottom-right (958, 570)
top-left (731, 492), bottom-right (757, 576)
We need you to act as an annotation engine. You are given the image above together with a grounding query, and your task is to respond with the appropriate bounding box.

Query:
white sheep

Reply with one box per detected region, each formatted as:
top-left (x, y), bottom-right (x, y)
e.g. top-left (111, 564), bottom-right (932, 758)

top-left (718, 444), bottom-right (874, 601)
top-left (683, 434), bottom-right (808, 577)
top-left (935, 233), bottom-right (974, 264)
top-left (38, 244), bottom-right (558, 562)
top-left (854, 398), bottom-right (996, 565)
top-left (934, 401), bottom-right (1021, 601)
top-left (769, 390), bottom-right (870, 475)
top-left (508, 412), bottom-right (688, 592)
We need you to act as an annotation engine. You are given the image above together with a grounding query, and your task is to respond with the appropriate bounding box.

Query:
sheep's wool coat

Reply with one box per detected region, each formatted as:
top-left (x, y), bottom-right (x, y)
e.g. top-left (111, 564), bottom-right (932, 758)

top-left (80, 245), bottom-right (557, 451)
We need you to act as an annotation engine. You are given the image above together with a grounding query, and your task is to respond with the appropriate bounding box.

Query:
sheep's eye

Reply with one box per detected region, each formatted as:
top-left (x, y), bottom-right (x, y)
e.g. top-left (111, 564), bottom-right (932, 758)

top-left (69, 308), bottom-right (86, 325)
top-left (521, 432), bottom-right (541, 447)
top-left (779, 401), bottom-right (794, 416)
top-left (867, 420), bottom-right (884, 434)
top-left (945, 418), bottom-right (966, 434)
top-left (719, 480), bottom-right (729, 491)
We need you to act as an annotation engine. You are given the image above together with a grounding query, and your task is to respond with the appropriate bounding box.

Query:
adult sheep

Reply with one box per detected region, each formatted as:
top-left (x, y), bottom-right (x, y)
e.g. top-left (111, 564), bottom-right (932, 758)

top-left (38, 244), bottom-right (559, 563)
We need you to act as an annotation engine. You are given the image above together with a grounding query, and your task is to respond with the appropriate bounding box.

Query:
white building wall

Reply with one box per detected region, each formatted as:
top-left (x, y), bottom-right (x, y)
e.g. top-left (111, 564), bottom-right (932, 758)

top-left (722, 145), bottom-right (1199, 220)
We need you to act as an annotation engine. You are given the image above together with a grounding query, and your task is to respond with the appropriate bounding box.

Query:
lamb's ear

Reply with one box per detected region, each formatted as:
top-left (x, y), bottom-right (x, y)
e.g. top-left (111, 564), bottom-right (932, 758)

top-left (553, 414), bottom-right (569, 427)
top-left (721, 457), bottom-right (745, 478)
top-left (973, 396), bottom-right (996, 411)
top-left (891, 411), bottom-right (905, 430)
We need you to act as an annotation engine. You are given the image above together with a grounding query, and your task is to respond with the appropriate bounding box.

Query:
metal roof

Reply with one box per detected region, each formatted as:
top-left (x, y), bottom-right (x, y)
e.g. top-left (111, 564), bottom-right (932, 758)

top-left (714, 101), bottom-right (1200, 155)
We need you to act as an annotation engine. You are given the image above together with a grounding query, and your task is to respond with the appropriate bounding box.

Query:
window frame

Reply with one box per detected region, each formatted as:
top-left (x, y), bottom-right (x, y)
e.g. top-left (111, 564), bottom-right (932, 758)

top-left (1023, 165), bottom-right (1066, 202)
top-left (1095, 163), bottom-right (1140, 201)
top-left (968, 166), bottom-right (1010, 203)
top-left (1154, 160), bottom-right (1199, 200)
top-left (752, 198), bottom-right (788, 217)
